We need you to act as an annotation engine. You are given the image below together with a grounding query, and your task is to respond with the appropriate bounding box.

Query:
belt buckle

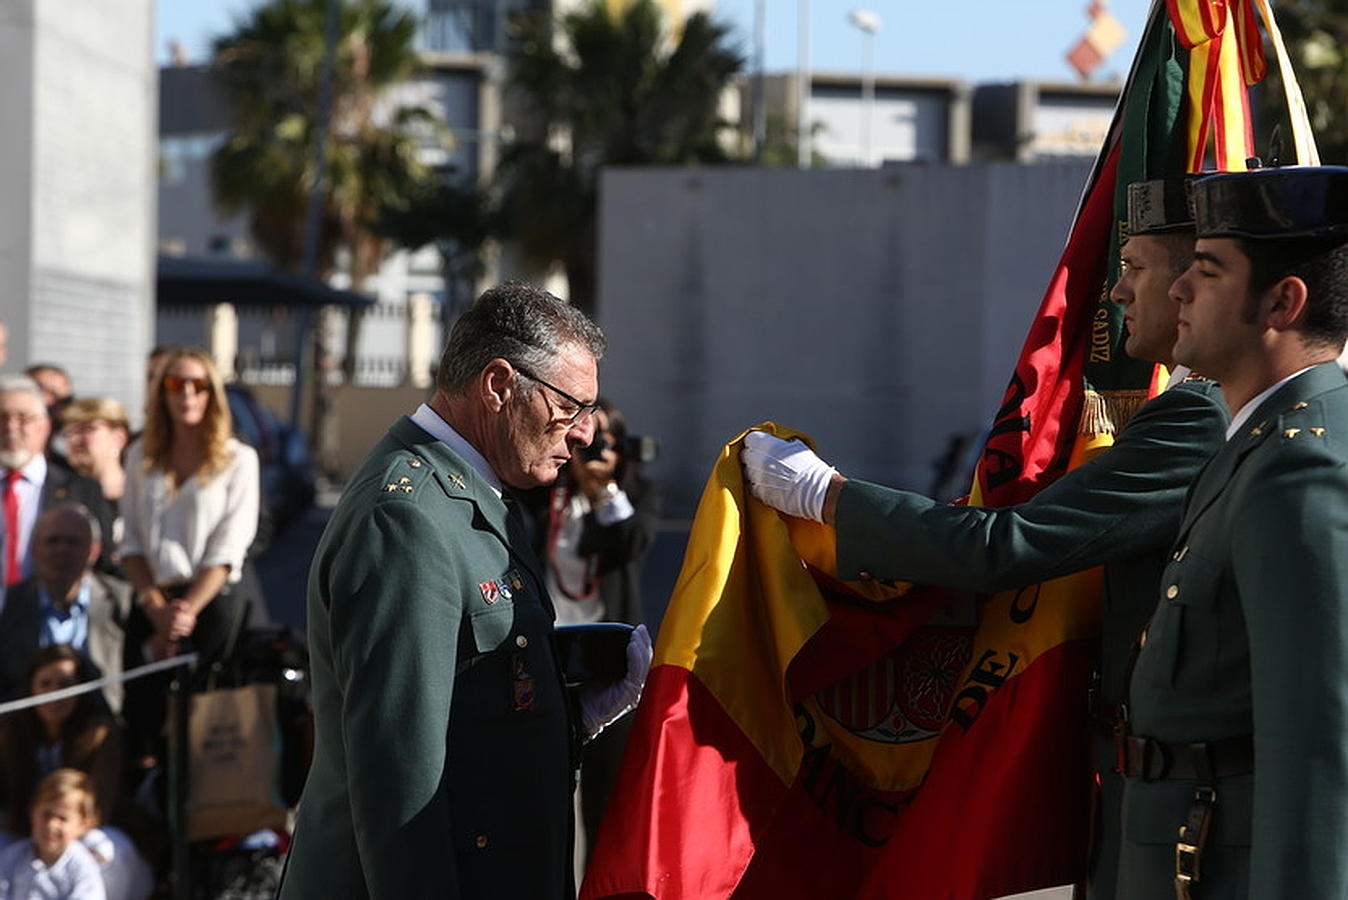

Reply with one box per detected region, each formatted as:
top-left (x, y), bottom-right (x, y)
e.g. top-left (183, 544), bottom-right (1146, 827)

top-left (1175, 841), bottom-right (1199, 900)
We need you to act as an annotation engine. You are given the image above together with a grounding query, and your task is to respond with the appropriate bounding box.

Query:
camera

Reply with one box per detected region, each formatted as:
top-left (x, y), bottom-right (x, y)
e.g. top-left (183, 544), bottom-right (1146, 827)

top-left (577, 434), bottom-right (660, 463)
top-left (578, 435), bottom-right (612, 463)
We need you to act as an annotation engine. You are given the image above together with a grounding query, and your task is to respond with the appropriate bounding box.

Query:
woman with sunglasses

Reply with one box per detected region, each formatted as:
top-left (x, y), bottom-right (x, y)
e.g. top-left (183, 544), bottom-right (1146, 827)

top-left (120, 348), bottom-right (259, 665)
top-left (115, 350), bottom-right (261, 771)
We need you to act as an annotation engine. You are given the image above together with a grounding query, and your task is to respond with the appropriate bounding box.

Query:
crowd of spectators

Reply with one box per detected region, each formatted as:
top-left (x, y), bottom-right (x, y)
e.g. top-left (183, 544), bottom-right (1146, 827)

top-left (0, 328), bottom-right (267, 899)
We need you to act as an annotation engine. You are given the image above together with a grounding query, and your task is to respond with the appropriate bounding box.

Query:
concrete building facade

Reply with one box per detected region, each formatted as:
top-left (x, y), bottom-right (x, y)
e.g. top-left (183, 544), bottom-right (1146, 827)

top-left (0, 0), bottom-right (157, 415)
top-left (595, 162), bottom-right (1094, 517)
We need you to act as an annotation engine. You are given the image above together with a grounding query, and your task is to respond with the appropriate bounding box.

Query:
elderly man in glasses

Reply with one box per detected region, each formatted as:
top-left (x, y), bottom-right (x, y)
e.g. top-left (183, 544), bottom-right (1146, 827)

top-left (0, 377), bottom-right (115, 616)
top-left (279, 282), bottom-right (652, 900)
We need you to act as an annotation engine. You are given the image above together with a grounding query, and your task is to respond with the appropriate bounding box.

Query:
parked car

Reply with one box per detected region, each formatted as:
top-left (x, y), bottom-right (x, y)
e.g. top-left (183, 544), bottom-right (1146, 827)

top-left (227, 385), bottom-right (316, 540)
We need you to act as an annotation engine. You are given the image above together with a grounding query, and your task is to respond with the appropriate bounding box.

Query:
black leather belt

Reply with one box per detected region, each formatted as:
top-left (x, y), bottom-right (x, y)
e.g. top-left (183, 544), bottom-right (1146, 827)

top-left (1117, 734), bottom-right (1253, 781)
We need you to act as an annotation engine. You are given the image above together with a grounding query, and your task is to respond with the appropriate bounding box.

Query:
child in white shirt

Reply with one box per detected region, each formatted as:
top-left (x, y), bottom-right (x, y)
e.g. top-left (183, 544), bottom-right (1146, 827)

top-left (0, 769), bottom-right (105, 900)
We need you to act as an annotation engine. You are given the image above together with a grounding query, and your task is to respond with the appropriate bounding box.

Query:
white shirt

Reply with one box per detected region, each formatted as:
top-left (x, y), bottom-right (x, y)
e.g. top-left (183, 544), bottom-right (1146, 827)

top-left (0, 838), bottom-right (106, 900)
top-left (1163, 365), bottom-right (1193, 391)
top-left (0, 453), bottom-right (46, 615)
top-left (1225, 365), bottom-right (1318, 441)
top-left (118, 438), bottom-right (259, 586)
top-left (79, 828), bottom-right (152, 900)
top-left (410, 404), bottom-right (503, 496)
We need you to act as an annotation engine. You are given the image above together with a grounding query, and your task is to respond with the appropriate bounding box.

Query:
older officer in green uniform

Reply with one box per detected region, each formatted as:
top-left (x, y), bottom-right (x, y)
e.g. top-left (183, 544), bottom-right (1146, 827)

top-left (740, 177), bottom-right (1228, 898)
top-left (278, 282), bottom-right (652, 899)
top-left (1117, 166), bottom-right (1348, 899)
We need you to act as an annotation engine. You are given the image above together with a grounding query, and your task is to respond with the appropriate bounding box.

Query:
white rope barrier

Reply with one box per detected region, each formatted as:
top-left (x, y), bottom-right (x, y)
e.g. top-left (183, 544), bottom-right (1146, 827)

top-left (0, 652), bottom-right (200, 718)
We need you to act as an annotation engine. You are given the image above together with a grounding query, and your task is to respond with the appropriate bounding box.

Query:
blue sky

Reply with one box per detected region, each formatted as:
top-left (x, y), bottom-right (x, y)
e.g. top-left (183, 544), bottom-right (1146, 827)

top-left (156, 0), bottom-right (1151, 84)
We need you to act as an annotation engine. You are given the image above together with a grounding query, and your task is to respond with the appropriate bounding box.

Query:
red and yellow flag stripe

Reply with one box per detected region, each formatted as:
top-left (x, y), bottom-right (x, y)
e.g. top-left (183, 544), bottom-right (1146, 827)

top-left (1166, 0), bottom-right (1264, 171)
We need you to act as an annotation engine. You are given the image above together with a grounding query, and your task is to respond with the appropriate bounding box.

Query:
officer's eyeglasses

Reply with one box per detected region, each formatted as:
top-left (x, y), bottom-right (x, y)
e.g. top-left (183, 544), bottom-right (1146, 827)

top-left (511, 364), bottom-right (600, 425)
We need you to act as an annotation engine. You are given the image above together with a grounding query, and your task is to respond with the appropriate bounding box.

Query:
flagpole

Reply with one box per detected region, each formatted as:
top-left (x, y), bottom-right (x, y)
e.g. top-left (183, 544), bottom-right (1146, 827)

top-left (797, 0), bottom-right (811, 168)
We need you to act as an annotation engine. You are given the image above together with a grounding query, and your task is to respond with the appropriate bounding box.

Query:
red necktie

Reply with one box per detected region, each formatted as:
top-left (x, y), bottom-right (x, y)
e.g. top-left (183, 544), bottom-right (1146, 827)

top-left (4, 469), bottom-right (21, 586)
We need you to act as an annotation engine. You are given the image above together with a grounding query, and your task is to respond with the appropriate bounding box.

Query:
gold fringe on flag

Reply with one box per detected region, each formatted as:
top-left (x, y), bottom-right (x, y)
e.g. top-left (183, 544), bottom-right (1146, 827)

top-left (1079, 388), bottom-right (1152, 435)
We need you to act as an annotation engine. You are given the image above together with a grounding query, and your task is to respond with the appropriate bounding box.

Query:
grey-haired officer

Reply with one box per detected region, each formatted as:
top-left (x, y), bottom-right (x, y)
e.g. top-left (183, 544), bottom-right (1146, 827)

top-left (278, 283), bottom-right (652, 900)
top-left (1118, 166), bottom-right (1348, 899)
top-left (741, 177), bottom-right (1228, 899)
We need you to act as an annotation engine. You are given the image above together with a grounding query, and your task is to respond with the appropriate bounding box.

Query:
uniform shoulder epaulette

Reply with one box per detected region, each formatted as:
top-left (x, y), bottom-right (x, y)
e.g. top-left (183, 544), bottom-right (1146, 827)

top-left (1277, 401), bottom-right (1329, 440)
top-left (375, 454), bottom-right (432, 497)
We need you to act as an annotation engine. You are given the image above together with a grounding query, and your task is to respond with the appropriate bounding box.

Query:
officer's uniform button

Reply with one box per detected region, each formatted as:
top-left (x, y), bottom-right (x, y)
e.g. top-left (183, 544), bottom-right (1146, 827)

top-left (408, 459), bottom-right (422, 468)
top-left (858, 571), bottom-right (872, 580)
top-left (475, 834), bottom-right (488, 849)
top-left (515, 635), bottom-right (528, 648)
top-left (1166, 585), bottom-right (1179, 600)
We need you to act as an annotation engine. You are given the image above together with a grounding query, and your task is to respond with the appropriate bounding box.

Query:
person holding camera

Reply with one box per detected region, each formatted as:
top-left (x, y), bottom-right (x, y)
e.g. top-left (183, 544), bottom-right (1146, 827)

top-left (532, 399), bottom-right (659, 630)
top-left (525, 398), bottom-right (660, 871)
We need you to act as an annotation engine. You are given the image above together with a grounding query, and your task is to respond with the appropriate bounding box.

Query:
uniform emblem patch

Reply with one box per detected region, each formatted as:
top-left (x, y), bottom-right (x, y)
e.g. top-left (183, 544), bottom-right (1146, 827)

top-left (505, 569), bottom-right (525, 592)
top-left (479, 580), bottom-right (500, 605)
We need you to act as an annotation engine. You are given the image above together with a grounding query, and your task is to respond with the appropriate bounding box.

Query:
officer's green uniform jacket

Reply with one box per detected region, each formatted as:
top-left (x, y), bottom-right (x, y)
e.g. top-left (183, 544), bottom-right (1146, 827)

top-left (833, 378), bottom-right (1228, 899)
top-left (278, 417), bottom-right (574, 900)
top-left (1123, 362), bottom-right (1348, 899)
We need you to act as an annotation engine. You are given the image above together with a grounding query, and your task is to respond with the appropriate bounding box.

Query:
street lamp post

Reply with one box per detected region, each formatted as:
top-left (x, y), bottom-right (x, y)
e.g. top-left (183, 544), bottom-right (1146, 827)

top-left (848, 9), bottom-right (881, 166)
top-left (797, 0), bottom-right (811, 168)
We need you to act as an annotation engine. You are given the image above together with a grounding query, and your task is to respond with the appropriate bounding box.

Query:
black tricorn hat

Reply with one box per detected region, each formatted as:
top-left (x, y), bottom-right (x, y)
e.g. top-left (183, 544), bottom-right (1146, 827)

top-left (552, 622), bottom-right (633, 687)
top-left (1127, 177), bottom-right (1195, 235)
top-left (1191, 166), bottom-right (1348, 240)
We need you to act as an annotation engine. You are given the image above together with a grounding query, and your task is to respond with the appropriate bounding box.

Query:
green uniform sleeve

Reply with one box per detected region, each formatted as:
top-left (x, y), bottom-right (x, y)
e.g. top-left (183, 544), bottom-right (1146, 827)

top-left (324, 500), bottom-right (463, 898)
top-left (836, 384), bottom-right (1227, 591)
top-left (1233, 445), bottom-right (1348, 898)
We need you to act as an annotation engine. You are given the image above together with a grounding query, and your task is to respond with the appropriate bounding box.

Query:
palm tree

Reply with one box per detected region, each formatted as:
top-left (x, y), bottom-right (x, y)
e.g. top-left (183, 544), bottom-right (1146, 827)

top-left (212, 0), bottom-right (432, 276)
top-left (210, 0), bottom-right (442, 470)
top-left (496, 0), bottom-right (744, 313)
top-left (373, 172), bottom-right (493, 318)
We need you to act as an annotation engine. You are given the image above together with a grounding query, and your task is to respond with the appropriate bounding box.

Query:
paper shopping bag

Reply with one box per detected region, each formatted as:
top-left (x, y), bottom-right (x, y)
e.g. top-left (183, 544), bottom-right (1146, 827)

top-left (187, 682), bottom-right (287, 841)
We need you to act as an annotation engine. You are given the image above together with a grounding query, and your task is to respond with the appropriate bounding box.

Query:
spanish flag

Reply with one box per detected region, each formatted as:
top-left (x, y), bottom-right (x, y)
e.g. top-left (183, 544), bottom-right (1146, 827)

top-left (581, 2), bottom-right (1304, 898)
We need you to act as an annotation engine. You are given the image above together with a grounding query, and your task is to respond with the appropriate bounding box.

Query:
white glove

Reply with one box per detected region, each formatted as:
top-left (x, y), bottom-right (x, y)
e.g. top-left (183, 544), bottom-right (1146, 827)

top-left (740, 431), bottom-right (836, 523)
top-left (579, 623), bottom-right (653, 740)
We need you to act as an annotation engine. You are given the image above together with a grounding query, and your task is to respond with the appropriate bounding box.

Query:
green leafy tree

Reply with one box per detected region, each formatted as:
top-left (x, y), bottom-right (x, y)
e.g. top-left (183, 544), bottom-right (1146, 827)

top-left (211, 0), bottom-right (440, 373)
top-left (1255, 0), bottom-right (1348, 164)
top-left (496, 0), bottom-right (744, 313)
top-left (374, 172), bottom-right (494, 317)
top-left (211, 0), bottom-right (442, 472)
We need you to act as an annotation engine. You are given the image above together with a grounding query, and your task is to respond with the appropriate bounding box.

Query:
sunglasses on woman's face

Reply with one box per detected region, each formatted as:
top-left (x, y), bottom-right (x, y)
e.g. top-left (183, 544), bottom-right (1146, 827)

top-left (163, 375), bottom-right (210, 395)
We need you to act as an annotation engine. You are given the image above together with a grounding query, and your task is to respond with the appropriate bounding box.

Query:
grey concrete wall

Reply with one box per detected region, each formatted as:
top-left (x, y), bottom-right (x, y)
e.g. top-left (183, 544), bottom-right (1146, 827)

top-left (0, 1), bottom-right (37, 364)
top-left (249, 381), bottom-right (433, 477)
top-left (0, 0), bottom-right (157, 420)
top-left (596, 161), bottom-right (1094, 518)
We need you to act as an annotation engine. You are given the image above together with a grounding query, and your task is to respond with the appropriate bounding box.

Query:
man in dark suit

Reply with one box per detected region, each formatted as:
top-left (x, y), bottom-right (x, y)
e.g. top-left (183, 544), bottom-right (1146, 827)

top-left (0, 376), bottom-right (115, 614)
top-left (1118, 166), bottom-right (1348, 898)
top-left (0, 502), bottom-right (131, 712)
top-left (278, 283), bottom-right (652, 899)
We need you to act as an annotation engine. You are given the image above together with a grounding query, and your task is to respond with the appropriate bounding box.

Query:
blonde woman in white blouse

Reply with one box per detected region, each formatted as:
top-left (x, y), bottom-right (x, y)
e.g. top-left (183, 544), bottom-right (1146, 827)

top-left (120, 348), bottom-right (259, 663)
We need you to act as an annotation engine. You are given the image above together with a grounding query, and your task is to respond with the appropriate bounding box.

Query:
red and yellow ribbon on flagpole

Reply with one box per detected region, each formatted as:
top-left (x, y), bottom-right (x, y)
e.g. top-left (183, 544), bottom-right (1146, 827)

top-left (1165, 0), bottom-right (1265, 172)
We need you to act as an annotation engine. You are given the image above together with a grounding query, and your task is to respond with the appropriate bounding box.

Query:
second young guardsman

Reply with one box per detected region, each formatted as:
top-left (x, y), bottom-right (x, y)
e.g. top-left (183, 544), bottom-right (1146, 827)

top-left (1119, 165), bottom-right (1348, 899)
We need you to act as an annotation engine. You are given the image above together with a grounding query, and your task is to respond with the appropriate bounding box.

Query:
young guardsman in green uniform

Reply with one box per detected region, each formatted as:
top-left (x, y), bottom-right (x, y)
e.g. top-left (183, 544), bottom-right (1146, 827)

top-left (277, 283), bottom-right (652, 899)
top-left (740, 177), bottom-right (1228, 899)
top-left (1118, 166), bottom-right (1348, 899)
